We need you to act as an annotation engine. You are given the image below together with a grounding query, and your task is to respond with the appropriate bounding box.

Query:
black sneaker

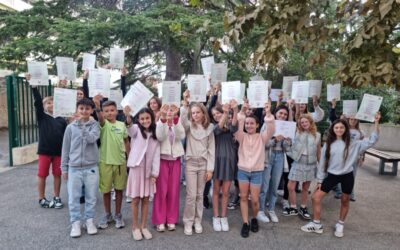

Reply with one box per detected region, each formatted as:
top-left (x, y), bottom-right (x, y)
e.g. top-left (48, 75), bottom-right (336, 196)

top-left (203, 196), bottom-right (210, 209)
top-left (50, 197), bottom-right (63, 209)
top-left (39, 198), bottom-right (51, 208)
top-left (282, 207), bottom-right (298, 216)
top-left (240, 223), bottom-right (250, 238)
top-left (250, 218), bottom-right (259, 233)
top-left (227, 196), bottom-right (240, 210)
top-left (298, 207), bottom-right (311, 220)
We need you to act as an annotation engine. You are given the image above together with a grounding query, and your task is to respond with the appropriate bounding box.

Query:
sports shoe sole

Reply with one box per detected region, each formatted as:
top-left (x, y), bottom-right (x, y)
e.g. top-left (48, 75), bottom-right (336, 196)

top-left (301, 227), bottom-right (323, 234)
top-left (299, 212), bottom-right (311, 220)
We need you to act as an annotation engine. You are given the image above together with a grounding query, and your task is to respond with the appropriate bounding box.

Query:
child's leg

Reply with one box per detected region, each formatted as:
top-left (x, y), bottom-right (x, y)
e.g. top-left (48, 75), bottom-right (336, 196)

top-left (166, 158), bottom-right (181, 224)
top-left (37, 155), bottom-right (51, 199)
top-left (212, 179), bottom-right (221, 217)
top-left (141, 197), bottom-right (150, 229)
top-left (67, 168), bottom-right (84, 223)
top-left (51, 156), bottom-right (62, 197)
top-left (250, 184), bottom-right (261, 218)
top-left (113, 164), bottom-right (128, 215)
top-left (221, 181), bottom-right (232, 217)
top-left (287, 180), bottom-right (297, 207)
top-left (83, 167), bottom-right (99, 220)
top-left (131, 198), bottom-right (140, 229)
top-left (300, 181), bottom-right (311, 207)
top-left (103, 193), bottom-right (111, 214)
top-left (153, 159), bottom-right (169, 225)
top-left (183, 159), bottom-right (198, 227)
top-left (259, 162), bottom-right (272, 212)
top-left (338, 172), bottom-right (355, 221)
top-left (114, 190), bottom-right (123, 214)
top-left (311, 190), bottom-right (327, 221)
top-left (99, 163), bottom-right (113, 215)
top-left (339, 194), bottom-right (350, 221)
top-left (195, 166), bottom-right (207, 225)
top-left (239, 181), bottom-right (250, 223)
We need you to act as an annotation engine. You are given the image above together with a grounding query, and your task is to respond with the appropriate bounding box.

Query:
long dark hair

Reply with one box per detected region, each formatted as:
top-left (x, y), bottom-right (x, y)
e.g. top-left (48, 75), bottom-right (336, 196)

top-left (324, 119), bottom-right (351, 172)
top-left (135, 108), bottom-right (157, 140)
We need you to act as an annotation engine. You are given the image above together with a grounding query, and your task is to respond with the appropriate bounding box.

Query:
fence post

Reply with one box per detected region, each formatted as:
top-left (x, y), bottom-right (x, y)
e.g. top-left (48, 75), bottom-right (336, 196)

top-left (6, 74), bottom-right (18, 166)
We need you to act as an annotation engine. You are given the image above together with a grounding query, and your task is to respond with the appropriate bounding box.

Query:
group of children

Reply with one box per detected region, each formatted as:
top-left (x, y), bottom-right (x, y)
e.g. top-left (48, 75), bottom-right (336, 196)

top-left (29, 70), bottom-right (381, 240)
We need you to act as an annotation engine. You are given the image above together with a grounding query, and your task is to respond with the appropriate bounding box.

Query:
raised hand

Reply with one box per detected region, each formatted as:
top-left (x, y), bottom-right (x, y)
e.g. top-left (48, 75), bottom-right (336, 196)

top-left (230, 99), bottom-right (238, 111)
top-left (123, 105), bottom-right (132, 116)
top-left (222, 103), bottom-right (230, 114)
top-left (264, 113), bottom-right (275, 123)
top-left (331, 98), bottom-right (337, 109)
top-left (93, 94), bottom-right (103, 107)
top-left (121, 66), bottom-right (128, 76)
top-left (25, 73), bottom-right (32, 81)
top-left (183, 89), bottom-right (190, 100)
top-left (264, 102), bottom-right (271, 115)
top-left (170, 104), bottom-right (180, 115)
top-left (83, 70), bottom-right (89, 80)
top-left (160, 104), bottom-right (169, 120)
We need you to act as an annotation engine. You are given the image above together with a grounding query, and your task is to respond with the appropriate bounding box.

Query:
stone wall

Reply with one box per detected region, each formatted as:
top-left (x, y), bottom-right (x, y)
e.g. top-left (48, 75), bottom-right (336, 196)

top-left (360, 123), bottom-right (400, 152)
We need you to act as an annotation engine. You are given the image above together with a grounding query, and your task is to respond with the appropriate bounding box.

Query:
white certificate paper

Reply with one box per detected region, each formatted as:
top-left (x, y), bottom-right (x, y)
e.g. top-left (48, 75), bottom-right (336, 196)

top-left (82, 53), bottom-right (96, 70)
top-left (355, 94), bottom-right (383, 122)
top-left (308, 80), bottom-right (322, 97)
top-left (201, 56), bottom-right (214, 76)
top-left (109, 89), bottom-right (124, 110)
top-left (187, 75), bottom-right (208, 102)
top-left (56, 57), bottom-right (76, 81)
top-left (248, 81), bottom-right (269, 108)
top-left (282, 76), bottom-right (299, 98)
top-left (274, 120), bottom-right (297, 139)
top-left (53, 88), bottom-right (77, 117)
top-left (221, 81), bottom-right (241, 104)
top-left (291, 81), bottom-right (310, 104)
top-left (270, 89), bottom-right (286, 102)
top-left (110, 48), bottom-right (125, 69)
top-left (210, 63), bottom-right (228, 85)
top-left (88, 68), bottom-right (111, 98)
top-left (342, 100), bottom-right (358, 117)
top-left (121, 81), bottom-right (154, 117)
top-left (327, 83), bottom-right (341, 101)
top-left (239, 83), bottom-right (246, 104)
top-left (27, 61), bottom-right (49, 86)
top-left (161, 81), bottom-right (181, 106)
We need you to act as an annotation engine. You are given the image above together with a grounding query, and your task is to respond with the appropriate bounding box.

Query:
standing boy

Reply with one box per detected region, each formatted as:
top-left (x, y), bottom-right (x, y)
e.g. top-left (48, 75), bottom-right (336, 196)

top-left (30, 83), bottom-right (67, 209)
top-left (61, 98), bottom-right (100, 238)
top-left (93, 95), bottom-right (129, 229)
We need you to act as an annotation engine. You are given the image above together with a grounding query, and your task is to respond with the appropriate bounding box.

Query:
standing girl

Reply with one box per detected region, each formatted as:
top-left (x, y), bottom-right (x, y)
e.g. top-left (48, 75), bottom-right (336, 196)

top-left (235, 102), bottom-right (275, 238)
top-left (257, 105), bottom-right (291, 223)
top-left (124, 106), bottom-right (160, 241)
top-left (152, 104), bottom-right (185, 232)
top-left (301, 114), bottom-right (380, 237)
top-left (284, 114), bottom-right (321, 220)
top-left (210, 101), bottom-right (238, 232)
top-left (181, 90), bottom-right (215, 236)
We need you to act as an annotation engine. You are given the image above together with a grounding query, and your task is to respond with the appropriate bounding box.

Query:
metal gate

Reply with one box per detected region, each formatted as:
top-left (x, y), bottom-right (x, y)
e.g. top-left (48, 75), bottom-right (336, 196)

top-left (6, 74), bottom-right (52, 166)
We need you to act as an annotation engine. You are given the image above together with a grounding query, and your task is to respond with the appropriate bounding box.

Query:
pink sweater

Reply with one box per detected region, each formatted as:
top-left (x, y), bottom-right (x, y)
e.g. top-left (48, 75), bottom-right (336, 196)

top-left (235, 119), bottom-right (275, 172)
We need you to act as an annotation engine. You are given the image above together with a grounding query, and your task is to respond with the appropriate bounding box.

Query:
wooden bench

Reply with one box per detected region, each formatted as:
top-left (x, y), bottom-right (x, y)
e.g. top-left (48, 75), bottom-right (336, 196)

top-left (365, 148), bottom-right (400, 176)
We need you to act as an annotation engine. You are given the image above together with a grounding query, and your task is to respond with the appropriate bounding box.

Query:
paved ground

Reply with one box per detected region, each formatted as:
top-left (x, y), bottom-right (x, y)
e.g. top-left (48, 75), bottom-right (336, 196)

top-left (0, 153), bottom-right (399, 250)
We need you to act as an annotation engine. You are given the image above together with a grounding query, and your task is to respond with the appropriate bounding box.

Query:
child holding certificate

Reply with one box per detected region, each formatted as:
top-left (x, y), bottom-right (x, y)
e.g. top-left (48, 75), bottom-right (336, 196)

top-left (124, 106), bottom-right (160, 241)
top-left (27, 75), bottom-right (67, 209)
top-left (235, 102), bottom-right (275, 238)
top-left (301, 113), bottom-right (380, 238)
top-left (284, 114), bottom-right (321, 220)
top-left (180, 90), bottom-right (215, 236)
top-left (152, 104), bottom-right (185, 232)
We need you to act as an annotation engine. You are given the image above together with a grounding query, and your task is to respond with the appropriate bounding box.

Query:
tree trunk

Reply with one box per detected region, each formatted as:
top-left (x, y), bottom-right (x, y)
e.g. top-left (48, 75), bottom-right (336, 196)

top-left (165, 46), bottom-right (182, 81)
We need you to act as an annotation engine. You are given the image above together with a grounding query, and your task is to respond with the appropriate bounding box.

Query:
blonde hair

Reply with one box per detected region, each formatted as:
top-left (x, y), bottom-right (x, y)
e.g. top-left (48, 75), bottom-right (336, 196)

top-left (42, 96), bottom-right (53, 105)
top-left (297, 114), bottom-right (317, 137)
top-left (189, 103), bottom-right (210, 129)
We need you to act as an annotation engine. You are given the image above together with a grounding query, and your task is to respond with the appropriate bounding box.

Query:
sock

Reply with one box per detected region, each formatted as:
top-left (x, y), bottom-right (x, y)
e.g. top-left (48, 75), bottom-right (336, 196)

top-left (300, 205), bottom-right (306, 208)
top-left (313, 220), bottom-right (321, 224)
top-left (338, 220), bottom-right (344, 225)
top-left (290, 204), bottom-right (297, 208)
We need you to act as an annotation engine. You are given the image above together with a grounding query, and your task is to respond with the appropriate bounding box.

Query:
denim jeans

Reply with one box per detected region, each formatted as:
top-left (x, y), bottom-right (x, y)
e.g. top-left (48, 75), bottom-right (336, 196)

top-left (67, 166), bottom-right (99, 223)
top-left (259, 150), bottom-right (284, 212)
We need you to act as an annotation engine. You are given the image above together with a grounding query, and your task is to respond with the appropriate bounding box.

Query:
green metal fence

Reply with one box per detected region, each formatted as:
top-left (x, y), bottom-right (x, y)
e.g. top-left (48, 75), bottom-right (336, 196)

top-left (6, 74), bottom-right (52, 166)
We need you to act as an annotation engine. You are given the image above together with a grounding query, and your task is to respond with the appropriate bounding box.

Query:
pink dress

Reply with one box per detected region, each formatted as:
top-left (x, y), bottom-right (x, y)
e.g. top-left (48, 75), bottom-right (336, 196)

top-left (125, 125), bottom-right (160, 199)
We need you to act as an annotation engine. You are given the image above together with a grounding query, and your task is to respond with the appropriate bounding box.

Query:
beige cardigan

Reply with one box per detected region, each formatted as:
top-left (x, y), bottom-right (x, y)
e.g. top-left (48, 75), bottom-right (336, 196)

top-left (180, 107), bottom-right (215, 172)
top-left (156, 118), bottom-right (186, 158)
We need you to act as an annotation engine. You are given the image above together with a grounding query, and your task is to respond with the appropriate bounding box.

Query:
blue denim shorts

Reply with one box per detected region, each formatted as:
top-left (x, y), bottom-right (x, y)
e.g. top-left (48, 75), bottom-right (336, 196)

top-left (237, 169), bottom-right (263, 186)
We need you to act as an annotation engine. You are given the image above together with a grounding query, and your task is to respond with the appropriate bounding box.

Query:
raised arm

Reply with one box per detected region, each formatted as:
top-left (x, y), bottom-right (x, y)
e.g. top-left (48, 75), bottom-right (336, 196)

top-left (312, 95), bottom-right (325, 122)
top-left (121, 66), bottom-right (127, 96)
top-left (82, 70), bottom-right (89, 98)
top-left (83, 121), bottom-right (100, 144)
top-left (328, 98), bottom-right (338, 123)
top-left (93, 94), bottom-right (105, 126)
top-left (261, 102), bottom-right (276, 144)
top-left (357, 112), bottom-right (381, 153)
top-left (180, 90), bottom-right (191, 131)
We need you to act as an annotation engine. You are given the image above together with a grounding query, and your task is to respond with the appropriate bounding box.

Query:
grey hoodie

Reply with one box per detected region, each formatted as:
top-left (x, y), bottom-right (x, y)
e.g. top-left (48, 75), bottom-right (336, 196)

top-left (61, 119), bottom-right (100, 173)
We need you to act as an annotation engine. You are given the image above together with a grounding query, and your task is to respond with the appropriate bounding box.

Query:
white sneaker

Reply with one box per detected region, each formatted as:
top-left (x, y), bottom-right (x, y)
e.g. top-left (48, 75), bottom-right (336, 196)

top-left (301, 221), bottom-right (324, 234)
top-left (277, 189), bottom-right (284, 196)
top-left (85, 218), bottom-right (98, 235)
top-left (220, 217), bottom-right (229, 231)
top-left (212, 217), bottom-right (222, 231)
top-left (268, 210), bottom-right (279, 223)
top-left (194, 223), bottom-right (203, 234)
top-left (70, 221), bottom-right (81, 238)
top-left (334, 223), bottom-right (344, 238)
top-left (184, 224), bottom-right (193, 236)
top-left (256, 211), bottom-right (270, 223)
top-left (126, 197), bottom-right (132, 203)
